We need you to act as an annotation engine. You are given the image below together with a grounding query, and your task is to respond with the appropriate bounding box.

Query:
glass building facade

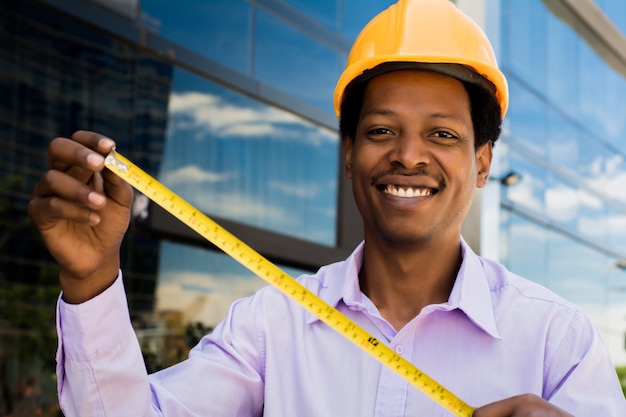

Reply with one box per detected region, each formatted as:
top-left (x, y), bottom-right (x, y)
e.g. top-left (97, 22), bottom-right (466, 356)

top-left (0, 0), bottom-right (624, 413)
top-left (492, 0), bottom-right (626, 366)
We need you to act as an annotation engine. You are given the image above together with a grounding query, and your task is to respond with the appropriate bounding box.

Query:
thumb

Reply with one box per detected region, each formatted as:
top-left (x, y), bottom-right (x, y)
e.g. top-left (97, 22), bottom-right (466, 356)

top-left (101, 166), bottom-right (134, 209)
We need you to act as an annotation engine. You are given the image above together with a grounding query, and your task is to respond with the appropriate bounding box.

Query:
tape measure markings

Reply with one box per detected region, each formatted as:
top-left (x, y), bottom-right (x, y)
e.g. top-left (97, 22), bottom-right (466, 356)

top-left (104, 149), bottom-right (474, 417)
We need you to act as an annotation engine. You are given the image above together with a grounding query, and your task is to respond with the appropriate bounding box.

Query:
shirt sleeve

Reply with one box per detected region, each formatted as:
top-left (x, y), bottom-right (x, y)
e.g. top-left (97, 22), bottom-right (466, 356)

top-left (56, 273), bottom-right (267, 417)
top-left (56, 273), bottom-right (153, 417)
top-left (546, 309), bottom-right (626, 415)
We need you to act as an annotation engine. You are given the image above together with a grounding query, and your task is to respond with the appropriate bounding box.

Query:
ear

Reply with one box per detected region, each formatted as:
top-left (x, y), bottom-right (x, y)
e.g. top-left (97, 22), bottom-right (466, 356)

top-left (475, 141), bottom-right (493, 188)
top-left (343, 135), bottom-right (353, 179)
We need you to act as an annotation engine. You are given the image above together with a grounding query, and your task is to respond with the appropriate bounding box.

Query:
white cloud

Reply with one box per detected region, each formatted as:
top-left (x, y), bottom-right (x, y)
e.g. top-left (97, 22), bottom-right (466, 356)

top-left (268, 180), bottom-right (319, 199)
top-left (167, 91), bottom-right (337, 146)
top-left (162, 165), bottom-right (233, 186)
top-left (606, 171), bottom-right (626, 203)
top-left (545, 185), bottom-right (578, 222)
top-left (191, 191), bottom-right (299, 226)
top-left (507, 173), bottom-right (544, 212)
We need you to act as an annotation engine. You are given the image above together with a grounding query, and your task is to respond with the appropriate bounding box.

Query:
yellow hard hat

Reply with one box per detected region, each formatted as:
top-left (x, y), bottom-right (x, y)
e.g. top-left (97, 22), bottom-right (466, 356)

top-left (333, 0), bottom-right (509, 119)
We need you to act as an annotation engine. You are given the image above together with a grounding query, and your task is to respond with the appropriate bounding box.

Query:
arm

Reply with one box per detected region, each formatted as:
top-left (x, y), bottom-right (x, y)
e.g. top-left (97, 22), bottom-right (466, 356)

top-left (30, 131), bottom-right (150, 415)
top-left (56, 275), bottom-right (154, 416)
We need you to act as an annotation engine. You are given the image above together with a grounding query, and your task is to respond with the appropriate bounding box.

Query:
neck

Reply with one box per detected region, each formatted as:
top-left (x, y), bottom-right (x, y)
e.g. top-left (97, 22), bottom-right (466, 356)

top-left (359, 237), bottom-right (462, 331)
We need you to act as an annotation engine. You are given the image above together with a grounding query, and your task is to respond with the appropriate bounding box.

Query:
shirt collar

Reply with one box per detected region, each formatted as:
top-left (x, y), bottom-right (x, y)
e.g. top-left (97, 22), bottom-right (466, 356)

top-left (450, 238), bottom-right (501, 339)
top-left (307, 239), bottom-right (501, 339)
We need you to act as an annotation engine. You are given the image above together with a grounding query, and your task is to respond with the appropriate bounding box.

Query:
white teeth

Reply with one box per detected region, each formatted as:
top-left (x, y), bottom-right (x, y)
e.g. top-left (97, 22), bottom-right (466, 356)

top-left (385, 185), bottom-right (432, 197)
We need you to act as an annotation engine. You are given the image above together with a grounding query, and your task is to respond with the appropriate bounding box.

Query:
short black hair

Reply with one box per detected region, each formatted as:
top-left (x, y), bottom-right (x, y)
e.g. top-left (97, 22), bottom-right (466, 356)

top-left (339, 71), bottom-right (502, 149)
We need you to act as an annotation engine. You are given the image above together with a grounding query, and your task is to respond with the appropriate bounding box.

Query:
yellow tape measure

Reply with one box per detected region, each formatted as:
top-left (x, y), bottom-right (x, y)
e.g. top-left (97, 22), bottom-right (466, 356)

top-left (105, 149), bottom-right (474, 417)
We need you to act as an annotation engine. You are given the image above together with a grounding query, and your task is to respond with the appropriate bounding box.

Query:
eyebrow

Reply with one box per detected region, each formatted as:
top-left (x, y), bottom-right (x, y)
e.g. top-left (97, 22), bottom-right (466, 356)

top-left (360, 108), bottom-right (465, 123)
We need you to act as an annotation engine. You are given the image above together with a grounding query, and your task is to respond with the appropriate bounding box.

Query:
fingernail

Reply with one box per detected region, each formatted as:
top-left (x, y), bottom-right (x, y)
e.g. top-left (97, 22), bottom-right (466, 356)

top-left (88, 192), bottom-right (105, 206)
top-left (98, 137), bottom-right (115, 150)
top-left (89, 212), bottom-right (101, 226)
top-left (87, 153), bottom-right (104, 168)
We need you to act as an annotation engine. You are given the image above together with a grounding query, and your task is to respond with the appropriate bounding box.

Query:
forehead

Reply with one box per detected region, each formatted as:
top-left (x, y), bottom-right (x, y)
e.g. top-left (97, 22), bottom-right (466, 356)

top-left (363, 69), bottom-right (469, 105)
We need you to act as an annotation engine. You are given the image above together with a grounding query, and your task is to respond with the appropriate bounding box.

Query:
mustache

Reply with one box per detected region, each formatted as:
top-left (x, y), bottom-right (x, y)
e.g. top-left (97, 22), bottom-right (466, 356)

top-left (370, 168), bottom-right (446, 189)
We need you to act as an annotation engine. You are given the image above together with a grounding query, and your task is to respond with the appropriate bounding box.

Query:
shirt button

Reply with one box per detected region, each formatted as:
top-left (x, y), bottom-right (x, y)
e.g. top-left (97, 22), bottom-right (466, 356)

top-left (395, 345), bottom-right (404, 355)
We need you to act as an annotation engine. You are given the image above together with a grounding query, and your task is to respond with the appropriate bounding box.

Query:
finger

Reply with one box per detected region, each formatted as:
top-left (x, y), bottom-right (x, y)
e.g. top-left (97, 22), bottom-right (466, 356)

top-left (48, 132), bottom-right (116, 174)
top-left (35, 169), bottom-right (107, 211)
top-left (28, 194), bottom-right (101, 229)
top-left (101, 167), bottom-right (134, 209)
top-left (70, 130), bottom-right (117, 155)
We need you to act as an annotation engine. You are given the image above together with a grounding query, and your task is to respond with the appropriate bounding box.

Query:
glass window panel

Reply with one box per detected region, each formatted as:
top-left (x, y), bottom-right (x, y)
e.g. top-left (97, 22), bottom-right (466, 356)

top-left (254, 9), bottom-right (340, 112)
top-left (155, 241), bottom-right (310, 328)
top-left (576, 186), bottom-right (607, 243)
top-left (604, 259), bottom-right (626, 366)
top-left (546, 13), bottom-right (579, 118)
top-left (604, 69), bottom-right (626, 151)
top-left (141, 0), bottom-right (252, 74)
top-left (546, 108), bottom-right (579, 169)
top-left (600, 151), bottom-right (626, 205)
top-left (501, 0), bottom-right (547, 92)
top-left (545, 173), bottom-right (578, 230)
top-left (504, 150), bottom-right (547, 216)
top-left (578, 134), bottom-right (610, 194)
top-left (578, 42), bottom-right (608, 139)
top-left (160, 67), bottom-right (339, 246)
top-left (606, 206), bottom-right (626, 255)
top-left (284, 0), bottom-right (339, 31)
top-left (506, 213), bottom-right (549, 286)
top-left (505, 77), bottom-right (548, 156)
top-left (546, 231), bottom-right (605, 312)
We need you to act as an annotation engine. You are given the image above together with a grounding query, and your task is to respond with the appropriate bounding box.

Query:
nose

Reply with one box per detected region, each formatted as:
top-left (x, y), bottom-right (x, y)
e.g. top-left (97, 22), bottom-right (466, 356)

top-left (389, 133), bottom-right (430, 169)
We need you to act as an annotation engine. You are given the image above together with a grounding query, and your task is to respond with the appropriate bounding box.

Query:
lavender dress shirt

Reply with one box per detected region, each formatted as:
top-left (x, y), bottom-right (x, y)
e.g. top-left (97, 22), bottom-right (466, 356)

top-left (56, 240), bottom-right (626, 416)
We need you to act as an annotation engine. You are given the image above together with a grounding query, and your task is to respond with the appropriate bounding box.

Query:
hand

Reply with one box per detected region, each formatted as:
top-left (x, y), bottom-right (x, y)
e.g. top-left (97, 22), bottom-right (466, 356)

top-left (473, 394), bottom-right (574, 416)
top-left (28, 131), bottom-right (134, 304)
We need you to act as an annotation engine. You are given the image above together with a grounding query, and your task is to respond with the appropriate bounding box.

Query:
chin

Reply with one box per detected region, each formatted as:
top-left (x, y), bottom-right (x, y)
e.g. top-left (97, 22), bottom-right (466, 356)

top-left (377, 229), bottom-right (435, 248)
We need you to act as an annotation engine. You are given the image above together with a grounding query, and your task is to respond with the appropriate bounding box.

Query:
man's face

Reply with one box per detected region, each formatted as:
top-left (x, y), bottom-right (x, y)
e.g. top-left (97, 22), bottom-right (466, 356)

top-left (344, 69), bottom-right (492, 247)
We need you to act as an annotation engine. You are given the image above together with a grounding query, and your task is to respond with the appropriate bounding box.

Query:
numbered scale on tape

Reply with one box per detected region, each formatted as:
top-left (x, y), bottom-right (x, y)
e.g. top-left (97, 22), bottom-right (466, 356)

top-left (104, 149), bottom-right (475, 417)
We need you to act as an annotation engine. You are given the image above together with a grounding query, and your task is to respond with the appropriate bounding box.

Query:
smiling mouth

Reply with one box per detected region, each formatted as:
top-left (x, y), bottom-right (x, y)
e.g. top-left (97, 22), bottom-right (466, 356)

top-left (381, 184), bottom-right (436, 197)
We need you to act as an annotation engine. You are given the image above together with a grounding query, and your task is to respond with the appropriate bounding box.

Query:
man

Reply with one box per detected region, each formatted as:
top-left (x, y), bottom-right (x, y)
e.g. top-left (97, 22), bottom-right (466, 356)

top-left (28, 0), bottom-right (625, 415)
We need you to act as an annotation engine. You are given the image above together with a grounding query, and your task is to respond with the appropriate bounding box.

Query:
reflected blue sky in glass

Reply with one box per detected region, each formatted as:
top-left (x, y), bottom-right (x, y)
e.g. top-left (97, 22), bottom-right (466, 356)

top-left (547, 108), bottom-right (579, 169)
top-left (141, 0), bottom-right (252, 75)
top-left (158, 68), bottom-right (338, 245)
top-left (254, 9), bottom-right (340, 113)
top-left (502, 0), bottom-right (547, 92)
top-left (506, 213), bottom-right (549, 287)
top-left (505, 78), bottom-right (547, 156)
top-left (284, 0), bottom-right (339, 30)
top-left (504, 150), bottom-right (546, 215)
top-left (546, 231), bottom-right (605, 308)
top-left (545, 174), bottom-right (578, 228)
top-left (546, 8), bottom-right (578, 116)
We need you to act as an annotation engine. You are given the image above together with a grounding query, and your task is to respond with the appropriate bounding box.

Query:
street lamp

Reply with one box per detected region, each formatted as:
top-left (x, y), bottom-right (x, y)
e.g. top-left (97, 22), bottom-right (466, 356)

top-left (490, 171), bottom-right (522, 187)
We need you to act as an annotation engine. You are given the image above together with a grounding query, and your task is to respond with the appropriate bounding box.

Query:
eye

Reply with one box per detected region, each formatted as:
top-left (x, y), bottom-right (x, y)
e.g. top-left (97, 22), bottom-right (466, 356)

top-left (434, 131), bottom-right (455, 139)
top-left (431, 130), bottom-right (459, 143)
top-left (367, 127), bottom-right (393, 136)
